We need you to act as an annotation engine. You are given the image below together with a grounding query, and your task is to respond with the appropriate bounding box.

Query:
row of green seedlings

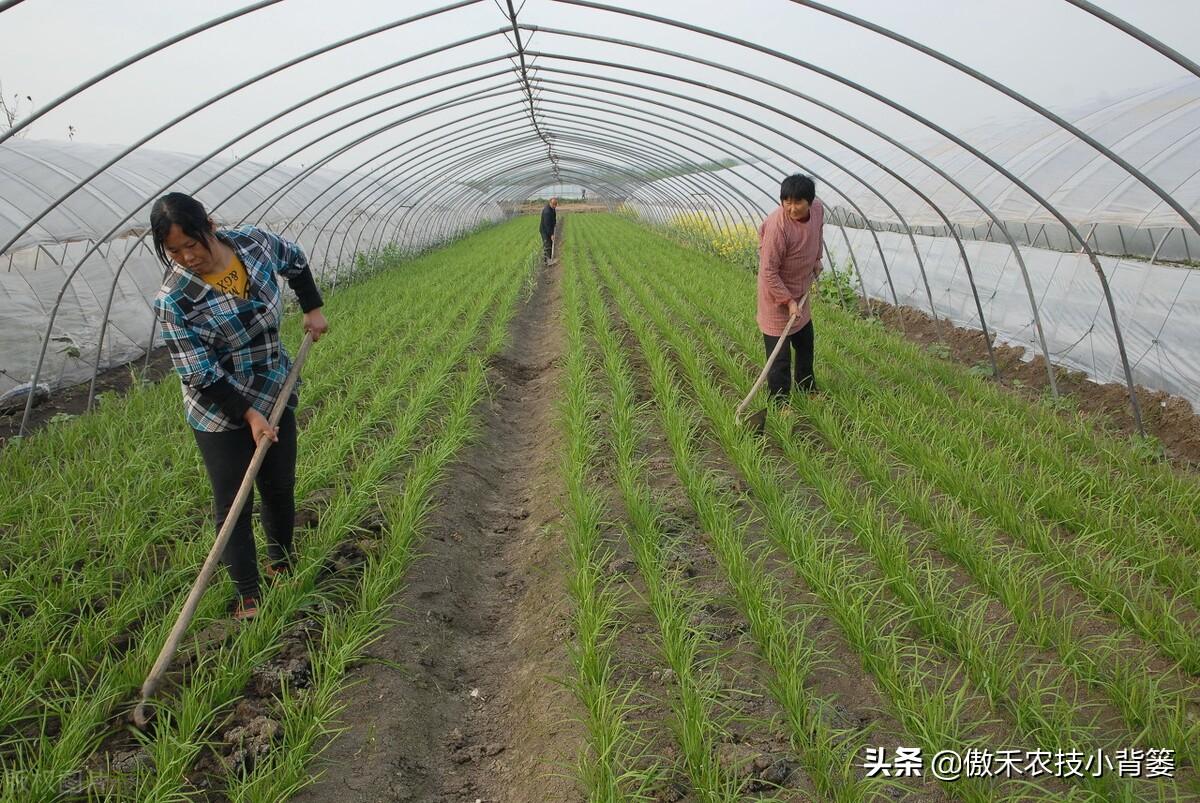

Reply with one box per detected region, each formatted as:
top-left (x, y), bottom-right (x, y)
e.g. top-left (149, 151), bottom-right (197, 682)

top-left (576, 246), bottom-right (749, 803)
top-left (630, 220), bottom-right (1200, 766)
top-left (574, 239), bottom-right (885, 803)
top-left (823, 302), bottom-right (1200, 535)
top-left (0, 221), bottom-right (535, 800)
top-left (225, 241), bottom-right (534, 802)
top-left (0, 247), bottom-right (467, 792)
top-left (0, 224), bottom-right (531, 754)
top-left (0, 236), bottom-right (512, 742)
top-left (586, 217), bottom-right (1190, 799)
top-left (559, 241), bottom-right (658, 802)
top-left (124, 230), bottom-right (536, 802)
top-left (837, 319), bottom-right (1199, 554)
top-left (625, 217), bottom-right (1200, 768)
top-left (613, 273), bottom-right (1169, 803)
top-left (580, 228), bottom-right (997, 802)
top-left (592, 219), bottom-right (1161, 801)
top-left (597, 214), bottom-right (1200, 672)
top-left (815, 314), bottom-right (1200, 619)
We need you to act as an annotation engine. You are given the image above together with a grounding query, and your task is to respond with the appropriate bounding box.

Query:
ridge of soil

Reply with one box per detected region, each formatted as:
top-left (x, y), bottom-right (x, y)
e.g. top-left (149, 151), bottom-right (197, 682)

top-left (867, 300), bottom-right (1200, 471)
top-left (291, 248), bottom-right (579, 802)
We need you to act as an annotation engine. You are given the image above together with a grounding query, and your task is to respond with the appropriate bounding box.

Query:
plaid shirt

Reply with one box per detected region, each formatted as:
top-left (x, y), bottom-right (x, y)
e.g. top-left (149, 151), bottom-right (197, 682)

top-left (154, 226), bottom-right (320, 432)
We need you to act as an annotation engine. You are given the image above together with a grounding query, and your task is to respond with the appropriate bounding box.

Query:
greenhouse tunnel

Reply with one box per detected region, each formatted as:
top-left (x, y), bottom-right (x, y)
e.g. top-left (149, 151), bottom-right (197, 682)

top-left (2, 0), bottom-right (1199, 438)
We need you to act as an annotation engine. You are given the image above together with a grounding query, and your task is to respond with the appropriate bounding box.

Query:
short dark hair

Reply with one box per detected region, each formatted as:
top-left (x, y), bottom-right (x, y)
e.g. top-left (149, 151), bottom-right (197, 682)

top-left (779, 174), bottom-right (815, 203)
top-left (150, 192), bottom-right (213, 267)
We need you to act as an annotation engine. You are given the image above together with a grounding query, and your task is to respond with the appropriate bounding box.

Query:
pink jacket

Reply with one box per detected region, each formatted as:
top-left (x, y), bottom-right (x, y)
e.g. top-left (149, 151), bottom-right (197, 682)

top-left (756, 201), bottom-right (824, 336)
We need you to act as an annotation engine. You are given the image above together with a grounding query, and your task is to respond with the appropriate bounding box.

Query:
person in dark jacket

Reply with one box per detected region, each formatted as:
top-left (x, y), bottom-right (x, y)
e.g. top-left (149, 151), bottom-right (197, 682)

top-left (151, 192), bottom-right (329, 621)
top-left (540, 197), bottom-right (558, 262)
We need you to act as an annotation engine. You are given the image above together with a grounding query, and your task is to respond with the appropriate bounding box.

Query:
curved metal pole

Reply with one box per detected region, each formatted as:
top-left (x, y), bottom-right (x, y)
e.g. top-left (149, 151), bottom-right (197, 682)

top-left (1062, 0), bottom-right (1200, 78)
top-left (58, 84), bottom-right (520, 424)
top-left (284, 109), bottom-right (527, 244)
top-left (85, 237), bottom-right (156, 410)
top-left (384, 144), bottom-right (703, 254)
top-left (0, 0), bottom-right (286, 146)
top-left (372, 111), bottom-right (768, 255)
top-left (226, 74), bottom-right (519, 226)
top-left (246, 96), bottom-right (751, 267)
top-left (544, 4), bottom-right (1154, 425)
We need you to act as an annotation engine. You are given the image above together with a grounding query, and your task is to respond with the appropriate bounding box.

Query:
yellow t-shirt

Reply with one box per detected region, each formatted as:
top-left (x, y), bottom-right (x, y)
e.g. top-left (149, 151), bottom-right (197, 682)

top-left (207, 253), bottom-right (249, 299)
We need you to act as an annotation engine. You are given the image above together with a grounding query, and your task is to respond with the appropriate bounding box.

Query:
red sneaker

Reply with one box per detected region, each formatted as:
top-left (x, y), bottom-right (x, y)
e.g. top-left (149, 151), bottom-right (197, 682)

top-left (232, 595), bottom-right (260, 621)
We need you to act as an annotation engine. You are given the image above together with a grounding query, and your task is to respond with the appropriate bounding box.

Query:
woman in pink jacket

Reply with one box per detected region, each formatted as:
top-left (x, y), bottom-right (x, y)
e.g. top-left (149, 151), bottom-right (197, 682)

top-left (756, 174), bottom-right (824, 409)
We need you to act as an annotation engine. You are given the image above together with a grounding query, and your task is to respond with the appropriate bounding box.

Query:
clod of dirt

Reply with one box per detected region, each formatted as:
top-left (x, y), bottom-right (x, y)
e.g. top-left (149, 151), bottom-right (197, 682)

top-left (250, 656), bottom-right (313, 696)
top-left (607, 558), bottom-right (637, 576)
top-left (716, 742), bottom-right (759, 776)
top-left (224, 715), bottom-right (281, 774)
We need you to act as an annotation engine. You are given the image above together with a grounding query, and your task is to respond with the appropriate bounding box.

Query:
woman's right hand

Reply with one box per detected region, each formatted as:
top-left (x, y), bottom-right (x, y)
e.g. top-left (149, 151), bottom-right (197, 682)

top-left (244, 408), bottom-right (279, 444)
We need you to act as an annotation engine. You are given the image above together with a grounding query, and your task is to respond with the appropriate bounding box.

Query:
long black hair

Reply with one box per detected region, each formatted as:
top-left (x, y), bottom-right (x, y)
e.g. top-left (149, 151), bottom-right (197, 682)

top-left (150, 192), bottom-right (214, 267)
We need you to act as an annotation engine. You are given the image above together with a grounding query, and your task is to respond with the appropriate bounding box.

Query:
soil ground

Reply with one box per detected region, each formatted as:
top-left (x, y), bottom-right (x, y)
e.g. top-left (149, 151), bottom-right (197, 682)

top-left (291, 230), bottom-right (581, 803)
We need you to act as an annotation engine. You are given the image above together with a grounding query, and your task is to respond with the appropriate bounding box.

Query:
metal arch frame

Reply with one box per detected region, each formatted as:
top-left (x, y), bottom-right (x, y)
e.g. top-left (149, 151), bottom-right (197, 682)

top-left (355, 132), bottom-right (744, 261)
top-left (385, 131), bottom-right (748, 253)
top-left (10, 1), bottom-right (1188, 433)
top-left (360, 108), bottom-right (753, 248)
top-left (522, 36), bottom-right (1064, 385)
top-left (0, 0), bottom-right (288, 146)
top-left (545, 1), bottom-right (1151, 429)
top-left (371, 125), bottom-right (730, 247)
top-left (358, 130), bottom-right (744, 266)
top-left (0, 0), bottom-right (488, 259)
top-left (15, 13), bottom-right (520, 433)
top-left (68, 47), bottom-right (893, 424)
top-left (527, 63), bottom-right (930, 317)
top-left (319, 114), bottom-right (744, 260)
top-left (230, 87), bottom-right (757, 262)
top-left (218, 70), bottom-right (520, 227)
top-left (1063, 0), bottom-right (1200, 79)
top-left (523, 78), bottom-right (879, 316)
top-left (526, 65), bottom-right (1002, 373)
top-left (520, 75), bottom-right (902, 321)
top-left (82, 61), bottom-right (531, 411)
top-left (229, 96), bottom-right (724, 271)
top-left (783, 0), bottom-right (1200, 242)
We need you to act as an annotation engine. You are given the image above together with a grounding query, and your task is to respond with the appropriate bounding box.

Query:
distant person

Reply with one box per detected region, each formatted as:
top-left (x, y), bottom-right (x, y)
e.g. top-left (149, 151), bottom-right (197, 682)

top-left (540, 197), bottom-right (558, 262)
top-left (756, 174), bottom-right (824, 420)
top-left (150, 192), bottom-right (329, 621)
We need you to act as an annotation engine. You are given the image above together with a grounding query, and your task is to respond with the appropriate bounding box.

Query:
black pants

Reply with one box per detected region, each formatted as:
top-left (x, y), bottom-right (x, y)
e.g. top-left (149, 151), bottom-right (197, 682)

top-left (541, 233), bottom-right (553, 260)
top-left (193, 407), bottom-right (297, 598)
top-left (763, 321), bottom-right (815, 398)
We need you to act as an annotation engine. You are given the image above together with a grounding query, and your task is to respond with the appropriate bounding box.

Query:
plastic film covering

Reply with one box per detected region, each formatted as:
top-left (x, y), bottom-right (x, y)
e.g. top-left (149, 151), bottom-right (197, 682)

top-left (822, 227), bottom-right (1200, 410)
top-left (794, 79), bottom-right (1200, 259)
top-left (0, 138), bottom-right (503, 396)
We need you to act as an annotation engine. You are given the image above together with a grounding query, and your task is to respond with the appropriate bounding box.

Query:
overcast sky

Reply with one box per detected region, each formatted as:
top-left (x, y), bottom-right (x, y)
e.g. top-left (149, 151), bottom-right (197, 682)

top-left (1, 0), bottom-right (1197, 200)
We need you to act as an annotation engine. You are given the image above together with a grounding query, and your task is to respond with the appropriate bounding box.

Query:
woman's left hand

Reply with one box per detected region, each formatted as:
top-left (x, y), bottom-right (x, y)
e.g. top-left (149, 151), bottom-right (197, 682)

top-left (303, 308), bottom-right (329, 342)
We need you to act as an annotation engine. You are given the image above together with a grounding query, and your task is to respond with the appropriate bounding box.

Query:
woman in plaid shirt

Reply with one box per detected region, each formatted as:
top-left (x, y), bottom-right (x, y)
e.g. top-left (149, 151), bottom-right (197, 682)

top-left (151, 192), bottom-right (329, 621)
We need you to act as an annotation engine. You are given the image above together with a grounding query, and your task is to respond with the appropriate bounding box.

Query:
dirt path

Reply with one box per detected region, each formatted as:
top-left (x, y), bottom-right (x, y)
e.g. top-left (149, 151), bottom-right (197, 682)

top-left (292, 242), bottom-right (580, 802)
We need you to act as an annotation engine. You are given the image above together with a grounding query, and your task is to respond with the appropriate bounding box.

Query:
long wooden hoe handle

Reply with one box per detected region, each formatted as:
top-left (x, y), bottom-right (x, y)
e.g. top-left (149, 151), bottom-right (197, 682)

top-left (134, 332), bottom-right (315, 728)
top-left (734, 292), bottom-right (808, 424)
